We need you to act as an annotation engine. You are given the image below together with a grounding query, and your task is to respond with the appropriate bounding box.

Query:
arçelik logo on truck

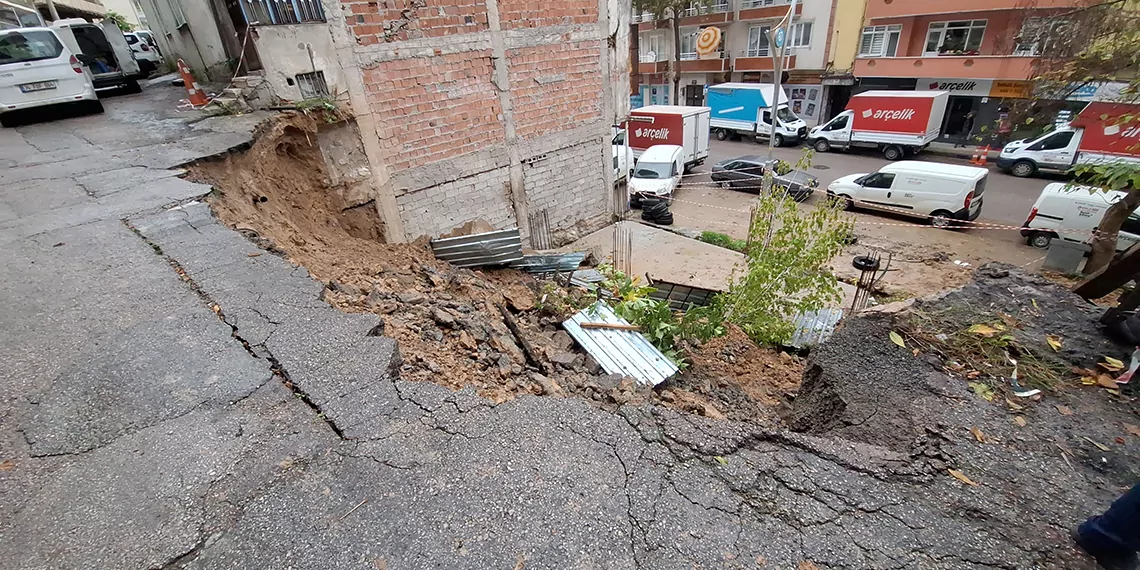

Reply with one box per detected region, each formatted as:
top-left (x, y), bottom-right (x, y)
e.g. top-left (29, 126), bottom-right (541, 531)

top-left (861, 108), bottom-right (916, 121)
top-left (635, 127), bottom-right (671, 140)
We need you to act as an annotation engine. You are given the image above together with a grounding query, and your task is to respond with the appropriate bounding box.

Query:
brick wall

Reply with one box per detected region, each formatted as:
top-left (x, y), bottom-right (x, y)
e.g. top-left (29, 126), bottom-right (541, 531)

top-left (343, 0), bottom-right (488, 46)
top-left (497, 0), bottom-right (596, 30)
top-left (508, 41), bottom-right (604, 141)
top-left (396, 167), bottom-right (517, 239)
top-left (361, 51), bottom-right (505, 173)
top-left (523, 140), bottom-right (608, 235)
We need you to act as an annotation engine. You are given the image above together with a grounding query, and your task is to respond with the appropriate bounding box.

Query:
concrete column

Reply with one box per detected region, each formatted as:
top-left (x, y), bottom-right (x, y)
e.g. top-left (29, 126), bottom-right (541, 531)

top-left (483, 0), bottom-right (530, 245)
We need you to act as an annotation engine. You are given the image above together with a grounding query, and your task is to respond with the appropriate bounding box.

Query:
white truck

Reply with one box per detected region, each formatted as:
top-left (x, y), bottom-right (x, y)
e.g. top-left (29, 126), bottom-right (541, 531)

top-left (625, 105), bottom-right (711, 172)
top-left (997, 102), bottom-right (1140, 178)
top-left (706, 83), bottom-right (807, 147)
top-left (1021, 182), bottom-right (1140, 251)
top-left (50, 18), bottom-right (140, 92)
top-left (808, 90), bottom-right (949, 160)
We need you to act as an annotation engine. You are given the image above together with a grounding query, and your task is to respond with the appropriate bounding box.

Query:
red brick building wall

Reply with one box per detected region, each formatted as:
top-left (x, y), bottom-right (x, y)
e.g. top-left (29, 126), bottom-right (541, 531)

top-left (508, 41), bottom-right (604, 141)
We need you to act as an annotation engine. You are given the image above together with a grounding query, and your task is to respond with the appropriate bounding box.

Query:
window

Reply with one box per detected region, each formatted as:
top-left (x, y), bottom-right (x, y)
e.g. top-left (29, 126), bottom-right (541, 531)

top-left (741, 0), bottom-right (790, 8)
top-left (924, 20), bottom-right (986, 55)
top-left (296, 71), bottom-right (329, 99)
top-left (788, 22), bottom-right (812, 48)
top-left (1027, 131), bottom-right (1074, 151)
top-left (680, 29), bottom-right (698, 60)
top-left (164, 0), bottom-right (186, 28)
top-left (640, 34), bottom-right (662, 62)
top-left (0, 30), bottom-right (63, 64)
top-left (613, 131), bottom-right (626, 146)
top-left (825, 114), bottom-right (849, 131)
top-left (1014, 17), bottom-right (1066, 56)
top-left (859, 25), bottom-right (902, 57)
top-left (240, 0), bottom-right (325, 24)
top-left (747, 25), bottom-right (770, 57)
top-left (862, 173), bottom-right (896, 189)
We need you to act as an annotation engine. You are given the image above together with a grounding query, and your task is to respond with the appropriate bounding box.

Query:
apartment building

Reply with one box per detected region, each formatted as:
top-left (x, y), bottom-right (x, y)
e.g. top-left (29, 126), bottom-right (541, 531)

top-left (634, 0), bottom-right (836, 125)
top-left (853, 0), bottom-right (1082, 144)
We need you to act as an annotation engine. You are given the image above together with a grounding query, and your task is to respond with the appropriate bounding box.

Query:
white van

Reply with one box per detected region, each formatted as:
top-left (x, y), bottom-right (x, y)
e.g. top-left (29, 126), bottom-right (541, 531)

top-left (612, 127), bottom-right (634, 184)
top-left (51, 18), bottom-right (140, 92)
top-left (826, 161), bottom-right (987, 227)
top-left (0, 27), bottom-right (100, 127)
top-left (629, 144), bottom-right (683, 207)
top-left (1021, 182), bottom-right (1140, 250)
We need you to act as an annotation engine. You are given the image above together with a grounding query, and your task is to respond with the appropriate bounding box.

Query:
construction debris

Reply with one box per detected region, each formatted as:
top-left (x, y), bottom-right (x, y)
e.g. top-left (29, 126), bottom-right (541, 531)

top-left (562, 301), bottom-right (679, 386)
top-left (430, 228), bottom-right (524, 268)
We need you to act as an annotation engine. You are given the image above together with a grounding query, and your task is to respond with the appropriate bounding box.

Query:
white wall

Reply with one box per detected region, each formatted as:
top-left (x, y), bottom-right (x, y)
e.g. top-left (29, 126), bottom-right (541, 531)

top-left (252, 24), bottom-right (346, 102)
top-left (135, 0), bottom-right (229, 79)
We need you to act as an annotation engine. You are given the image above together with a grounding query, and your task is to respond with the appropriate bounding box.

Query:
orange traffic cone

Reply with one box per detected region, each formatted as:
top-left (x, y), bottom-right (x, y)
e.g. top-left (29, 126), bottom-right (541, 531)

top-left (177, 59), bottom-right (208, 107)
top-left (975, 145), bottom-right (991, 166)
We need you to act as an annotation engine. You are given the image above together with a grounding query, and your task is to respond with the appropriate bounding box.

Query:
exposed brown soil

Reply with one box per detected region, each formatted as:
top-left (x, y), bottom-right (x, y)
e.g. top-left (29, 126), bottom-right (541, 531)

top-left (189, 113), bottom-right (801, 425)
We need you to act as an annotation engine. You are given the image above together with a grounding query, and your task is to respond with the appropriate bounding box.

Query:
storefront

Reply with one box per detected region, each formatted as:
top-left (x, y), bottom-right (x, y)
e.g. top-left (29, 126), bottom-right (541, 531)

top-left (915, 78), bottom-right (1033, 145)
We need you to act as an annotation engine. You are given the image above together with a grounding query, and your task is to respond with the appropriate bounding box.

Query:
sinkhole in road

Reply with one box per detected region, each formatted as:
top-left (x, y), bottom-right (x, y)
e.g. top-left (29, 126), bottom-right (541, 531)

top-left (187, 112), bottom-right (804, 425)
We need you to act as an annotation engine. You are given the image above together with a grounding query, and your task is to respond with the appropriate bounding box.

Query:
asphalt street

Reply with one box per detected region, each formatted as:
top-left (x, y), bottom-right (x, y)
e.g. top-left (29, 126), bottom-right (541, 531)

top-left (0, 84), bottom-right (1104, 569)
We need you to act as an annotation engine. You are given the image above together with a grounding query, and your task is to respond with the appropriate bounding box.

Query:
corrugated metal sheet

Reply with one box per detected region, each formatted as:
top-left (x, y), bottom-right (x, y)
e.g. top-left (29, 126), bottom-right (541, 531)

top-left (562, 301), bottom-right (679, 386)
top-left (788, 308), bottom-right (844, 349)
top-left (510, 252), bottom-right (587, 274)
top-left (430, 229), bottom-right (524, 268)
top-left (569, 269), bottom-right (605, 289)
top-left (647, 275), bottom-right (720, 311)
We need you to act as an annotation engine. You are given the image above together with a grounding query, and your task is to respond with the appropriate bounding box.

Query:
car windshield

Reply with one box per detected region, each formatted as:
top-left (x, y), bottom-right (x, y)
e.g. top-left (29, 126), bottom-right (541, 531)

top-left (125, 34), bottom-right (139, 45)
top-left (634, 162), bottom-right (672, 179)
top-left (0, 30), bottom-right (63, 65)
top-left (776, 106), bottom-right (798, 123)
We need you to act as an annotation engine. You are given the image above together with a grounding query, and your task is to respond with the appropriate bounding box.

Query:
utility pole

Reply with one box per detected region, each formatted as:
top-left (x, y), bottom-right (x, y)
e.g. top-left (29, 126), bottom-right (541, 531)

top-left (766, 0), bottom-right (797, 160)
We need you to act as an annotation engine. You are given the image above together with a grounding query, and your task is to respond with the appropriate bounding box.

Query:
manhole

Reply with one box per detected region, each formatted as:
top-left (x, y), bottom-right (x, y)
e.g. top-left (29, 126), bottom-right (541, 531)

top-left (812, 164), bottom-right (831, 170)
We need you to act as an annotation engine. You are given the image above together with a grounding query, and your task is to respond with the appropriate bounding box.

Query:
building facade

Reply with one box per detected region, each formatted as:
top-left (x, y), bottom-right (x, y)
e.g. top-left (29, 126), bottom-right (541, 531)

top-left (140, 0), bottom-right (630, 245)
top-left (633, 0), bottom-right (836, 125)
top-left (852, 0), bottom-right (1082, 144)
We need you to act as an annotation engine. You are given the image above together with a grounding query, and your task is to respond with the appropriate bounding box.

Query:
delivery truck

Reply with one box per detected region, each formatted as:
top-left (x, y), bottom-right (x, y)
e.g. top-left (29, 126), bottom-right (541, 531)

top-left (706, 83), bottom-right (808, 147)
top-left (626, 105), bottom-right (711, 172)
top-left (997, 102), bottom-right (1140, 178)
top-left (1021, 182), bottom-right (1140, 251)
top-left (808, 90), bottom-right (950, 160)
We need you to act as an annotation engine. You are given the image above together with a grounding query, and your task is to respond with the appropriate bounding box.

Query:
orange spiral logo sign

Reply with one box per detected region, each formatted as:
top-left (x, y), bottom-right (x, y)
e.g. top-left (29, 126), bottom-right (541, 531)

top-left (695, 27), bottom-right (722, 57)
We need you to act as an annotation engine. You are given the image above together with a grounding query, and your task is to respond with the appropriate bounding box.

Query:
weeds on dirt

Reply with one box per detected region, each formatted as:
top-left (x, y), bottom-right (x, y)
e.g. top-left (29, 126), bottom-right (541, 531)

top-left (720, 149), bottom-right (854, 345)
top-left (698, 231), bottom-right (747, 253)
top-left (901, 308), bottom-right (1071, 397)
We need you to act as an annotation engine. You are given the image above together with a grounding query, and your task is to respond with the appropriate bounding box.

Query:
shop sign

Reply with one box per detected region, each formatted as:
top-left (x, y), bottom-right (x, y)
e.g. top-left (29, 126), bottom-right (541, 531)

top-left (989, 80), bottom-right (1032, 98)
top-left (918, 78), bottom-right (1032, 98)
top-left (821, 76), bottom-right (855, 86)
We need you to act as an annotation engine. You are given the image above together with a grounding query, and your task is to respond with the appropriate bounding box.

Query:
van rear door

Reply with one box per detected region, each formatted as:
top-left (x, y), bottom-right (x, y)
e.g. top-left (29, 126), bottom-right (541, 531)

top-left (0, 29), bottom-right (87, 106)
top-left (98, 21), bottom-right (139, 76)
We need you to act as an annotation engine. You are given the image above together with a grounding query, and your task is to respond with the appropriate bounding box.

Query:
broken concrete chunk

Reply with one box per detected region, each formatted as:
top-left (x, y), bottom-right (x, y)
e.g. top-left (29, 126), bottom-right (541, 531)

top-left (397, 291), bottom-right (425, 304)
top-left (496, 353), bottom-right (512, 376)
top-left (551, 330), bottom-right (574, 351)
top-left (502, 284), bottom-right (536, 312)
top-left (431, 308), bottom-right (456, 327)
top-left (530, 373), bottom-right (563, 396)
top-left (458, 330), bottom-right (477, 350)
top-left (548, 351), bottom-right (577, 367)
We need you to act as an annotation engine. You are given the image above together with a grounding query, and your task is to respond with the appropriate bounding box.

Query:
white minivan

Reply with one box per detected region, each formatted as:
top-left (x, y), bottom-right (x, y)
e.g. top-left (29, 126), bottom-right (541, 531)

top-left (51, 18), bottom-right (140, 92)
top-left (1021, 182), bottom-right (1140, 251)
top-left (629, 144), bottom-right (684, 208)
top-left (0, 27), bottom-right (100, 128)
top-left (827, 161), bottom-right (987, 227)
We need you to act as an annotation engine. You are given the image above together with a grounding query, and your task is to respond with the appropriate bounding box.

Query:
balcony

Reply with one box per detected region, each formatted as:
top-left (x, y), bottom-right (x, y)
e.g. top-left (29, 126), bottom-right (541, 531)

top-left (739, 0), bottom-right (801, 21)
top-left (734, 53), bottom-right (796, 72)
top-left (679, 52), bottom-right (730, 72)
top-left (854, 55), bottom-right (1037, 80)
top-left (638, 60), bottom-right (668, 74)
top-left (865, 0), bottom-right (1082, 19)
top-left (680, 0), bottom-right (731, 25)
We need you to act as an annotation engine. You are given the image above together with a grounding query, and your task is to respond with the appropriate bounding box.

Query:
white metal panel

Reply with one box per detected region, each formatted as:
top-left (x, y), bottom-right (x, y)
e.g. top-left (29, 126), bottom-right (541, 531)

top-left (926, 91), bottom-right (949, 140)
top-left (562, 302), bottom-right (679, 386)
top-left (694, 107), bottom-right (710, 161)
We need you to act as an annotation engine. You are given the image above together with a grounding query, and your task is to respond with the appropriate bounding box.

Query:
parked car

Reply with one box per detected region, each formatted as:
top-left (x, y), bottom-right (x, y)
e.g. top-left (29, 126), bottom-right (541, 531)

top-left (50, 18), bottom-right (140, 92)
top-left (0, 26), bottom-right (101, 128)
top-left (710, 155), bottom-right (818, 202)
top-left (123, 31), bottom-right (161, 76)
top-left (132, 29), bottom-right (160, 55)
top-left (1021, 182), bottom-right (1140, 250)
top-left (826, 161), bottom-right (987, 227)
top-left (629, 144), bottom-right (684, 208)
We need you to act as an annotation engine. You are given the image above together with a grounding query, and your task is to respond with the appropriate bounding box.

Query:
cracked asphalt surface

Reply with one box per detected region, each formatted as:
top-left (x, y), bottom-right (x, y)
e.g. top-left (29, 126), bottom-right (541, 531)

top-left (0, 83), bottom-right (1126, 570)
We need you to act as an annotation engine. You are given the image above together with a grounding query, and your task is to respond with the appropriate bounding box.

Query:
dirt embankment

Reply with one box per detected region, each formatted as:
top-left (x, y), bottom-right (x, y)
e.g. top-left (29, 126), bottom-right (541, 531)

top-left (189, 113), bottom-right (804, 424)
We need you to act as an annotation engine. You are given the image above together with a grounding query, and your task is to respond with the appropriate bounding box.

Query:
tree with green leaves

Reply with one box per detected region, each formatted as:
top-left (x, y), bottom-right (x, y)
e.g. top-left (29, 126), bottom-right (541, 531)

top-left (103, 11), bottom-right (134, 32)
top-left (633, 0), bottom-right (697, 103)
top-left (1013, 0), bottom-right (1139, 274)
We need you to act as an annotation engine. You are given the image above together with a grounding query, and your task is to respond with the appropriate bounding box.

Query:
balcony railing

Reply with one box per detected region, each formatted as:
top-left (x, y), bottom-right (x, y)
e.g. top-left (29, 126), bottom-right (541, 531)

top-left (740, 0), bottom-right (790, 9)
top-left (683, 0), bottom-right (730, 16)
top-left (633, 12), bottom-right (655, 23)
top-left (639, 53), bottom-right (666, 63)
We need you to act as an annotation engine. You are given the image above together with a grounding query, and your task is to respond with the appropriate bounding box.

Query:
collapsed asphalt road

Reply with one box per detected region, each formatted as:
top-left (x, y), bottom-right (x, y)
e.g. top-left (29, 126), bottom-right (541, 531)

top-left (0, 85), bottom-right (1129, 569)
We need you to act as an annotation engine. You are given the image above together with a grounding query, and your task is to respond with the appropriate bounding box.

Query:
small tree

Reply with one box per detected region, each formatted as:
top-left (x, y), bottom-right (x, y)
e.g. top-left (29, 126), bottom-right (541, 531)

top-left (1010, 0), bottom-right (1139, 274)
top-left (634, 0), bottom-right (700, 104)
top-left (103, 11), bottom-right (134, 32)
top-left (721, 158), bottom-right (854, 344)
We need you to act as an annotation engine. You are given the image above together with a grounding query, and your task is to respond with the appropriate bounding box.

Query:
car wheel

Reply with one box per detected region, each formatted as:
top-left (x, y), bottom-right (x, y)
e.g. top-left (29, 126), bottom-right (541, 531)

top-left (929, 210), bottom-right (956, 228)
top-left (87, 100), bottom-right (105, 115)
top-left (717, 179), bottom-right (730, 189)
top-left (883, 145), bottom-right (903, 161)
top-left (1010, 160), bottom-right (1036, 178)
top-left (835, 194), bottom-right (854, 211)
top-left (1028, 232), bottom-right (1053, 249)
top-left (0, 113), bottom-right (19, 128)
top-left (714, 128), bottom-right (729, 141)
top-left (773, 134), bottom-right (785, 147)
top-left (813, 138), bottom-right (830, 153)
